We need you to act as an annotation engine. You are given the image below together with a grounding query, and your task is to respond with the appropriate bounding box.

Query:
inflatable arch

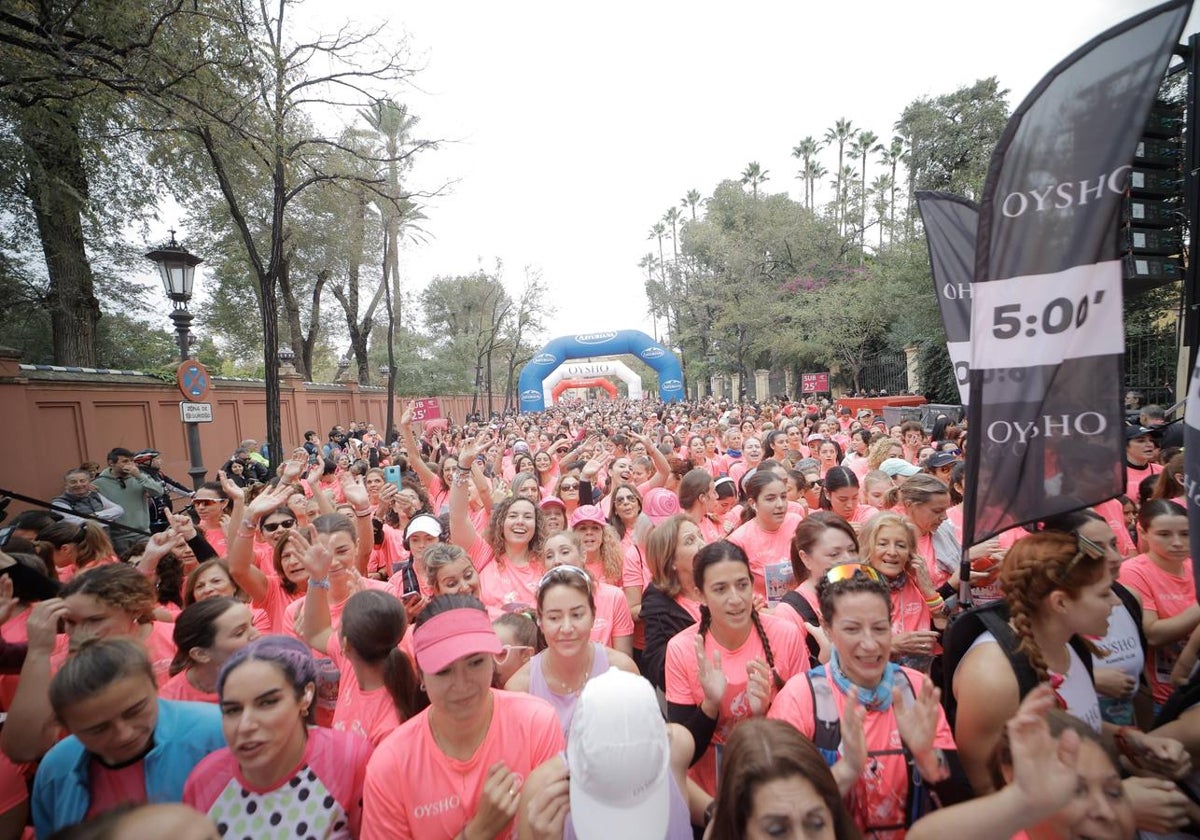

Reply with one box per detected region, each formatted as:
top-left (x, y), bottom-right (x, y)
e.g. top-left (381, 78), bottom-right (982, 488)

top-left (518, 330), bottom-right (683, 412)
top-left (551, 377), bottom-right (618, 403)
top-left (542, 359), bottom-right (643, 404)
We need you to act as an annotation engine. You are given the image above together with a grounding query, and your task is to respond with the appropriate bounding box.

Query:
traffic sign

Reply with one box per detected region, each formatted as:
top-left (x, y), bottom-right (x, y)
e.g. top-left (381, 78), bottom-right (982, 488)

top-left (176, 361), bottom-right (212, 402)
top-left (179, 401), bottom-right (213, 423)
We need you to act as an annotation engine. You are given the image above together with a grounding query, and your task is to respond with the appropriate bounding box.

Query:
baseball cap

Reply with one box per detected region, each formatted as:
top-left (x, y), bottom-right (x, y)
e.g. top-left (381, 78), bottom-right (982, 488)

top-left (880, 457), bottom-right (921, 478)
top-left (926, 451), bottom-right (959, 470)
top-left (641, 487), bottom-right (681, 525)
top-left (539, 496), bottom-right (566, 511)
top-left (412, 605), bottom-right (503, 674)
top-left (405, 514), bottom-right (443, 541)
top-left (568, 668), bottom-right (671, 840)
top-left (1124, 425), bottom-right (1158, 441)
top-left (570, 504), bottom-right (607, 529)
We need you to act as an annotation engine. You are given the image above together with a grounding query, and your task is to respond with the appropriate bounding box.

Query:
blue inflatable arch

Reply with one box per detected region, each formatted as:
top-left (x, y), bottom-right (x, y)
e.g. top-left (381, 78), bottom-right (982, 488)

top-left (518, 330), bottom-right (683, 412)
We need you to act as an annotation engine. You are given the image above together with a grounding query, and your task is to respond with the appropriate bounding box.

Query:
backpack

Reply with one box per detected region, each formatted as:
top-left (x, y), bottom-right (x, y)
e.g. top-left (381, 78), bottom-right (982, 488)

top-left (780, 591), bottom-right (823, 668)
top-left (807, 667), bottom-right (936, 833)
top-left (940, 600), bottom-right (1094, 731)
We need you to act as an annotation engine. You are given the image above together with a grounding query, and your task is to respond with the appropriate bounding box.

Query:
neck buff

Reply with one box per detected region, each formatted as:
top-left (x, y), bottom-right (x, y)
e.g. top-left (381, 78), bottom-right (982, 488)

top-left (828, 649), bottom-right (900, 712)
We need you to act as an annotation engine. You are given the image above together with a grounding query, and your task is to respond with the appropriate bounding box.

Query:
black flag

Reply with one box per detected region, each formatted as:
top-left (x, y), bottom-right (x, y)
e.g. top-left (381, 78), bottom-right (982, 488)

top-left (916, 192), bottom-right (979, 406)
top-left (962, 0), bottom-right (1191, 553)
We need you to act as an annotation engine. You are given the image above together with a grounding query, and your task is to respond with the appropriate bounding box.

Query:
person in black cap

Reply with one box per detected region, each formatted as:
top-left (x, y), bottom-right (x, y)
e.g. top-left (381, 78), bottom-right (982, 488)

top-left (1124, 425), bottom-right (1162, 501)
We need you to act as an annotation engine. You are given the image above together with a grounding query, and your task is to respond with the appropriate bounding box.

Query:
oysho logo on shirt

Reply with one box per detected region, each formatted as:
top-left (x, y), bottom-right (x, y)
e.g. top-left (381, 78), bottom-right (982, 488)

top-left (414, 795), bottom-right (461, 819)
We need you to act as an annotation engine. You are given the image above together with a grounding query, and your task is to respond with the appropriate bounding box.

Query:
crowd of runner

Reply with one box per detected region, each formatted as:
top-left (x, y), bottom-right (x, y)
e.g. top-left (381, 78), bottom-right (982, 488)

top-left (0, 393), bottom-right (1194, 839)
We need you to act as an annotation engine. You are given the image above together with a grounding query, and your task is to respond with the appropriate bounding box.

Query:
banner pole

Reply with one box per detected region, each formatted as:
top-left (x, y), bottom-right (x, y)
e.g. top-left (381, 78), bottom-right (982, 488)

top-left (1183, 34), bottom-right (1200, 389)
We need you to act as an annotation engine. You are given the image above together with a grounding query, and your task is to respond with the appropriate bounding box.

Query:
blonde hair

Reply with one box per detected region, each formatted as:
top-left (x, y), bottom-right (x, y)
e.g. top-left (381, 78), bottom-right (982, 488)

top-left (859, 512), bottom-right (919, 575)
top-left (867, 436), bottom-right (902, 471)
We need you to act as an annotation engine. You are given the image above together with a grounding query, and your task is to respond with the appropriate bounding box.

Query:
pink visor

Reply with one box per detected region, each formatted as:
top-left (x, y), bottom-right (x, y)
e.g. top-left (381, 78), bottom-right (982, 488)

top-left (412, 608), bottom-right (503, 674)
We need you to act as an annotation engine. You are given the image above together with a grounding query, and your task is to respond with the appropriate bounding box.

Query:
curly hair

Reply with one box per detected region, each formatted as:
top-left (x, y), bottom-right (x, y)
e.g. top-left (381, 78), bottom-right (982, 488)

top-left (577, 521), bottom-right (623, 587)
top-left (61, 564), bottom-right (156, 624)
top-left (867, 436), bottom-right (902, 472)
top-left (484, 496), bottom-right (545, 566)
top-left (606, 482), bottom-right (643, 539)
top-left (1000, 531), bottom-right (1107, 683)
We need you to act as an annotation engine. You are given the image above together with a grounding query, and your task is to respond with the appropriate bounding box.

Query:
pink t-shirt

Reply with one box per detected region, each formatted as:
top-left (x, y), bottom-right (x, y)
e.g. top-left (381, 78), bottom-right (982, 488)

top-left (325, 635), bottom-right (404, 747)
top-left (590, 582), bottom-right (634, 647)
top-left (665, 613), bottom-right (806, 795)
top-left (621, 542), bottom-right (650, 591)
top-left (728, 513), bottom-right (804, 599)
top-left (1093, 498), bottom-right (1137, 557)
top-left (185, 727), bottom-right (371, 840)
top-left (369, 526), bottom-right (407, 577)
top-left (201, 526), bottom-right (228, 558)
top-left (250, 575), bottom-right (304, 636)
top-left (360, 690), bottom-right (564, 840)
top-left (889, 577), bottom-right (933, 634)
top-left (86, 760), bottom-right (147, 818)
top-left (768, 665), bottom-right (956, 840)
top-left (159, 669), bottom-right (217, 704)
top-left (1118, 553), bottom-right (1196, 704)
top-left (476, 547), bottom-right (545, 619)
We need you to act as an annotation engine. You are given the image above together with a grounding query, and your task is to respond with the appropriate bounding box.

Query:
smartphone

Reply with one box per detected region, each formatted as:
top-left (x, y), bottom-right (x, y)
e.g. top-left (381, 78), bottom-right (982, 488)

top-left (383, 465), bottom-right (403, 489)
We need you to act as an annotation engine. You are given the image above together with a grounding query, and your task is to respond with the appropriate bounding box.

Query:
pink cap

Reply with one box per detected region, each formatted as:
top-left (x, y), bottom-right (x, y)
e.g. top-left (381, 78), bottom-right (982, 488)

top-left (412, 607), bottom-right (503, 674)
top-left (641, 487), bottom-right (680, 525)
top-left (570, 504), bottom-right (607, 529)
top-left (540, 496), bottom-right (567, 511)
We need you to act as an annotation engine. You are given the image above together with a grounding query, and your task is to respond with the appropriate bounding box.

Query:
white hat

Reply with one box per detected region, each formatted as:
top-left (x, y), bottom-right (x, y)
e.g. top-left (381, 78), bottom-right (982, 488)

top-left (568, 668), bottom-right (671, 840)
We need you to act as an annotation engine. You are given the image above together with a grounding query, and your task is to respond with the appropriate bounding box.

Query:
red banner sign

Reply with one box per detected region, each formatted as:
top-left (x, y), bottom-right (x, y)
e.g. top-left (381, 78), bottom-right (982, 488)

top-left (801, 372), bottom-right (829, 394)
top-left (410, 398), bottom-right (442, 421)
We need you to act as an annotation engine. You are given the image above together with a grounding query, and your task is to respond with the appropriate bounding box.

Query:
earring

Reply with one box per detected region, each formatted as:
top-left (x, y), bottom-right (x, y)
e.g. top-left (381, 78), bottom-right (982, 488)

top-left (419, 681), bottom-right (426, 692)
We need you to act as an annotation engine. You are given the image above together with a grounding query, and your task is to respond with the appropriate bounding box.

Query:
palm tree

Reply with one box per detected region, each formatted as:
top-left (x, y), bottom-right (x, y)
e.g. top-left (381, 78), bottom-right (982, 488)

top-left (808, 161), bottom-right (828, 209)
top-left (870, 173), bottom-right (893, 250)
top-left (663, 207), bottom-right (682, 262)
top-left (740, 161), bottom-right (769, 199)
top-left (849, 130), bottom-right (884, 261)
top-left (681, 189), bottom-right (701, 221)
top-left (878, 136), bottom-right (907, 241)
top-left (790, 136), bottom-right (823, 208)
top-left (823, 118), bottom-right (854, 233)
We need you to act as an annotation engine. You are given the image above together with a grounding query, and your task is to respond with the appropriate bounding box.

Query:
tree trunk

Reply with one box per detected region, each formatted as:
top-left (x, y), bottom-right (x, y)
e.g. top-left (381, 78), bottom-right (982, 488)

top-left (19, 105), bottom-right (100, 366)
top-left (276, 257), bottom-right (310, 379)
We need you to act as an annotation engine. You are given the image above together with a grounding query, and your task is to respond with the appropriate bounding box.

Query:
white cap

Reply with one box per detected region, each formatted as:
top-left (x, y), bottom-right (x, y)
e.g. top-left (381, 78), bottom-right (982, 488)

top-left (568, 668), bottom-right (671, 840)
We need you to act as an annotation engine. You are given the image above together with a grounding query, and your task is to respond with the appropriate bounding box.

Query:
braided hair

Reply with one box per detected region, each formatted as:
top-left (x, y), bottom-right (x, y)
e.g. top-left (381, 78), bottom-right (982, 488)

top-left (1000, 531), bottom-right (1107, 683)
top-left (694, 541), bottom-right (784, 690)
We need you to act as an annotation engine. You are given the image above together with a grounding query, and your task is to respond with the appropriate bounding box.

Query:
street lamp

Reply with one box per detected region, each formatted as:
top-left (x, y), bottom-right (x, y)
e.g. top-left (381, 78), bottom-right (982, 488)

top-left (379, 364), bottom-right (391, 378)
top-left (145, 230), bottom-right (206, 487)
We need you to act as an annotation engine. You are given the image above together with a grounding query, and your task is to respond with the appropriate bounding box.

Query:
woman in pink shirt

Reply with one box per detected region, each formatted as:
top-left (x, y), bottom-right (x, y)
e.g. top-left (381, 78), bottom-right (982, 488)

top-left (820, 466), bottom-right (879, 531)
top-left (768, 564), bottom-right (955, 839)
top-left (184, 636), bottom-right (372, 839)
top-left (679, 469), bottom-right (729, 544)
top-left (727, 472), bottom-right (804, 600)
top-left (1118, 500), bottom-right (1195, 707)
top-left (775, 512), bottom-right (859, 667)
top-left (360, 595), bottom-right (565, 840)
top-left (569, 505), bottom-right (624, 589)
top-left (860, 513), bottom-right (946, 672)
top-left (183, 559), bottom-right (271, 636)
top-left (641, 516), bottom-right (707, 693)
top-left (162, 597), bottom-right (260, 703)
top-left (505, 564), bottom-right (638, 735)
top-left (816, 439), bottom-right (843, 480)
top-left (191, 482), bottom-right (231, 558)
top-left (665, 540), bottom-right (806, 796)
top-left (540, 532), bottom-right (634, 656)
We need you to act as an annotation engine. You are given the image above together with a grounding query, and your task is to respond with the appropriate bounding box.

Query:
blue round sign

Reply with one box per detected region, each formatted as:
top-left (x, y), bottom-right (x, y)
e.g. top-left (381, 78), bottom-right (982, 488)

top-left (176, 361), bottom-right (211, 402)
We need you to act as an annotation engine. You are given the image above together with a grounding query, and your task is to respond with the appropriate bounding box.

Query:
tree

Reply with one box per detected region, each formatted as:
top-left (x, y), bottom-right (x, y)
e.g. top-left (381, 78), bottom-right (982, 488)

top-left (500, 268), bottom-right (553, 412)
top-left (421, 268), bottom-right (511, 415)
top-left (878, 137), bottom-right (907, 240)
top-left (849, 130), bottom-right (883, 261)
top-left (790, 136), bottom-right (823, 209)
top-left (823, 118), bottom-right (855, 235)
top-left (152, 0), bottom-right (426, 468)
top-left (681, 189), bottom-right (701, 221)
top-left (869, 174), bottom-right (893, 250)
top-left (740, 161), bottom-right (769, 199)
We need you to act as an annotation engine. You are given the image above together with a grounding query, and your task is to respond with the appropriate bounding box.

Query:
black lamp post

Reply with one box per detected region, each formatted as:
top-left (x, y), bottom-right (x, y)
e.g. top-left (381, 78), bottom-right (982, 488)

top-left (145, 230), bottom-right (207, 488)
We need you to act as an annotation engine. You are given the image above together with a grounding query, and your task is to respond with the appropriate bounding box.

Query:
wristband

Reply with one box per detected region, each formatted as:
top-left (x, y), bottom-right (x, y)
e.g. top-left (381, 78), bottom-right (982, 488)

top-left (352, 507), bottom-right (372, 518)
top-left (309, 578), bottom-right (330, 590)
top-left (1114, 726), bottom-right (1141, 764)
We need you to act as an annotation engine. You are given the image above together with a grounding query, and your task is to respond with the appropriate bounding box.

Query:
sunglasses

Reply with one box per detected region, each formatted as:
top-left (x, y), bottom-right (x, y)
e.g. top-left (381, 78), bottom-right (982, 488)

top-left (493, 644), bottom-right (534, 666)
top-left (193, 498), bottom-right (224, 506)
top-left (559, 482), bottom-right (580, 491)
top-left (261, 518), bottom-right (297, 534)
top-left (823, 563), bottom-right (884, 585)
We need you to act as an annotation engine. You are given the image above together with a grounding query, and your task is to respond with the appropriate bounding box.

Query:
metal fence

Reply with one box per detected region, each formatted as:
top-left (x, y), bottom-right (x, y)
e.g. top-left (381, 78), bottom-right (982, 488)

top-left (1125, 327), bottom-right (1178, 408)
top-left (858, 351), bottom-right (909, 395)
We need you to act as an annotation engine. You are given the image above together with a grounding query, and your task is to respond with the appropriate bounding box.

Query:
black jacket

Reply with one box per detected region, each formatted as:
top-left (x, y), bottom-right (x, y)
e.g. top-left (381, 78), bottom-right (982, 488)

top-left (640, 583), bottom-right (698, 692)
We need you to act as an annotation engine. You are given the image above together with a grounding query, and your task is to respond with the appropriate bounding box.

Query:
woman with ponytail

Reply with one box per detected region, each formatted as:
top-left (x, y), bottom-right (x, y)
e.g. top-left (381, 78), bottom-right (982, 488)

top-left (728, 471), bottom-right (804, 600)
top-left (665, 540), bottom-right (805, 796)
top-left (301, 577), bottom-right (422, 746)
top-left (820, 466), bottom-right (878, 530)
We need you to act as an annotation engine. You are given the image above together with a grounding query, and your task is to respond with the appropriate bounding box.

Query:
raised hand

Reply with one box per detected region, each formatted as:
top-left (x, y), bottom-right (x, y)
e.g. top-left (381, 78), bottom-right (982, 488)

top-left (339, 473), bottom-right (369, 510)
top-left (291, 530), bottom-right (331, 581)
top-left (26, 598), bottom-right (69, 654)
top-left (280, 457), bottom-right (305, 485)
top-left (246, 481), bottom-right (294, 520)
top-left (1008, 685), bottom-right (1082, 818)
top-left (745, 657), bottom-right (772, 716)
top-left (894, 676), bottom-right (942, 758)
top-left (218, 470), bottom-right (245, 504)
top-left (694, 634), bottom-right (727, 708)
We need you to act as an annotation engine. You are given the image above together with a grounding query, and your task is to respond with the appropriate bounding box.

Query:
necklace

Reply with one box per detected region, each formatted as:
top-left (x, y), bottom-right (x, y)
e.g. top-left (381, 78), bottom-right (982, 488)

top-left (547, 645), bottom-right (594, 695)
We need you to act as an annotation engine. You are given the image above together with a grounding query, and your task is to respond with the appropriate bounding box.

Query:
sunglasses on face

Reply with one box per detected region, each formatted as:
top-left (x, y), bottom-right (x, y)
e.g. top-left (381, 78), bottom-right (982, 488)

top-left (193, 498), bottom-right (223, 506)
top-left (261, 518), bottom-right (297, 534)
top-left (560, 482), bottom-right (580, 491)
top-left (823, 562), bottom-right (884, 585)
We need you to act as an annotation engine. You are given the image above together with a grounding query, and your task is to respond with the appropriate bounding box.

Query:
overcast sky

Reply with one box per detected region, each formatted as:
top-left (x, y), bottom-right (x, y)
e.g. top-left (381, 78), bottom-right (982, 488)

top-left (159, 1), bottom-right (1200, 351)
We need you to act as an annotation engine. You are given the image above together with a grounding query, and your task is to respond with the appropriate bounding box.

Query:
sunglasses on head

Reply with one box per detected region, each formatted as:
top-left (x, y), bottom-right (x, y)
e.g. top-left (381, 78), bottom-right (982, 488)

top-left (261, 518), bottom-right (297, 534)
top-left (493, 644), bottom-right (534, 666)
top-left (823, 562), bottom-right (884, 585)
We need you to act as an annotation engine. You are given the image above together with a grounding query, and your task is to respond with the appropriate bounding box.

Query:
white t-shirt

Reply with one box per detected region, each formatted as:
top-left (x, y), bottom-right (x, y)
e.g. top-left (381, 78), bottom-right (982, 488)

top-left (968, 630), bottom-right (1102, 732)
